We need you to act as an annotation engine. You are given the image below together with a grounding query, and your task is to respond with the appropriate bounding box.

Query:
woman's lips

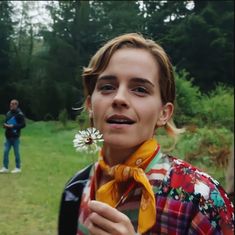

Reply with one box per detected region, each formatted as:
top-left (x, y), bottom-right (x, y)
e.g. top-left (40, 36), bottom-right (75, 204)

top-left (106, 114), bottom-right (135, 125)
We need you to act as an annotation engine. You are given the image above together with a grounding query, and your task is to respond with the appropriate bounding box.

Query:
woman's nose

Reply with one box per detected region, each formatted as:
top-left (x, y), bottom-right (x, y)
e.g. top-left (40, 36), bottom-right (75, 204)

top-left (112, 86), bottom-right (129, 108)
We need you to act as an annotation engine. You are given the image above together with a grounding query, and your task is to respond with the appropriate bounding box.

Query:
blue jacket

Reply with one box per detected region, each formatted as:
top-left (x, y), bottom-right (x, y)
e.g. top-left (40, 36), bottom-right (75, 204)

top-left (4, 108), bottom-right (26, 138)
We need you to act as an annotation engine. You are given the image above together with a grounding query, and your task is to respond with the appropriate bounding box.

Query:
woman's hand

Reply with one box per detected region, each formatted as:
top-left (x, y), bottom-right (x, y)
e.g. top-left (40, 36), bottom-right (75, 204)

top-left (84, 200), bottom-right (136, 235)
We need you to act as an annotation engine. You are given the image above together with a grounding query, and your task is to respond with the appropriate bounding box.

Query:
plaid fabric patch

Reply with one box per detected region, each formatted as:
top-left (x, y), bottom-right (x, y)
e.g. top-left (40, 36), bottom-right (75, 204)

top-left (150, 196), bottom-right (216, 235)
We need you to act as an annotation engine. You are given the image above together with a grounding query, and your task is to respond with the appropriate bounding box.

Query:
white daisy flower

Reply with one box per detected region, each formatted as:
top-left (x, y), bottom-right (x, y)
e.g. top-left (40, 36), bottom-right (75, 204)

top-left (73, 127), bottom-right (103, 153)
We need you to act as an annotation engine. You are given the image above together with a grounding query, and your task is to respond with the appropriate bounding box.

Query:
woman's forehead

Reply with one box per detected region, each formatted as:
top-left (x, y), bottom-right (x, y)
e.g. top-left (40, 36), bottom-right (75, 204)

top-left (99, 48), bottom-right (160, 82)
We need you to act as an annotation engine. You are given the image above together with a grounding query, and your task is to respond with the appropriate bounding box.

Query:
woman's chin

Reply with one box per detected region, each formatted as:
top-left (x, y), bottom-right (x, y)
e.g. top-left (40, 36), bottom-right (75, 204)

top-left (103, 136), bottom-right (142, 150)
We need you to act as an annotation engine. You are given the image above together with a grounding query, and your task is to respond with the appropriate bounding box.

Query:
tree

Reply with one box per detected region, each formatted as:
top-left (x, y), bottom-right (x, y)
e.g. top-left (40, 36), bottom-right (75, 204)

top-left (90, 1), bottom-right (144, 40)
top-left (148, 1), bottom-right (234, 91)
top-left (141, 1), bottom-right (192, 40)
top-left (7, 1), bottom-right (46, 118)
top-left (38, 1), bottom-right (88, 119)
top-left (0, 1), bottom-right (14, 112)
top-left (1, 0), bottom-right (233, 119)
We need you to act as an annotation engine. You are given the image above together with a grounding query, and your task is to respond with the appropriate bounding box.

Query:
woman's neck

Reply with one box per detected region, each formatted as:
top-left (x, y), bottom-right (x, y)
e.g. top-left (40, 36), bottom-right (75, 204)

top-left (102, 144), bottom-right (141, 166)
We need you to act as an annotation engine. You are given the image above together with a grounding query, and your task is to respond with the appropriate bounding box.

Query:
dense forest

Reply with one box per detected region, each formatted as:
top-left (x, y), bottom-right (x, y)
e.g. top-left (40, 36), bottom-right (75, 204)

top-left (0, 1), bottom-right (234, 121)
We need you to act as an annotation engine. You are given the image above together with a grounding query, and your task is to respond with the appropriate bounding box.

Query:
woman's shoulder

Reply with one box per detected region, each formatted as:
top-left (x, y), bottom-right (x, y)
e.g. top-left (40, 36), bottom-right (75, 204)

top-left (159, 154), bottom-right (229, 201)
top-left (168, 155), bottom-right (220, 191)
top-left (147, 153), bottom-right (218, 188)
top-left (64, 164), bottom-right (94, 190)
top-left (151, 154), bottom-right (234, 231)
top-left (58, 164), bottom-right (94, 235)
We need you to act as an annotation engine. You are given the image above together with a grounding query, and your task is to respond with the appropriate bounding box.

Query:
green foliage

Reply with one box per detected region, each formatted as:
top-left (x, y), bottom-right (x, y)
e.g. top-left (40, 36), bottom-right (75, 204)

top-left (76, 109), bottom-right (89, 130)
top-left (43, 113), bottom-right (54, 121)
top-left (175, 127), bottom-right (233, 157)
top-left (0, 2), bottom-right (14, 108)
top-left (157, 1), bottom-right (234, 91)
top-left (174, 70), bottom-right (234, 131)
top-left (0, 1), bottom-right (14, 86)
top-left (58, 108), bottom-right (68, 127)
top-left (200, 85), bottom-right (234, 131)
top-left (0, 1), bottom-right (233, 121)
top-left (0, 114), bottom-right (5, 124)
top-left (93, 1), bottom-right (144, 40)
top-left (141, 1), bottom-right (191, 40)
top-left (174, 69), bottom-right (202, 126)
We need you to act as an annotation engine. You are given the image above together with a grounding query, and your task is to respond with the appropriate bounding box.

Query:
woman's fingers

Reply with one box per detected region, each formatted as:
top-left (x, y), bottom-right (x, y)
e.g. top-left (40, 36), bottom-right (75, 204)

top-left (84, 200), bottom-right (135, 235)
top-left (84, 215), bottom-right (110, 235)
top-left (88, 200), bottom-right (126, 222)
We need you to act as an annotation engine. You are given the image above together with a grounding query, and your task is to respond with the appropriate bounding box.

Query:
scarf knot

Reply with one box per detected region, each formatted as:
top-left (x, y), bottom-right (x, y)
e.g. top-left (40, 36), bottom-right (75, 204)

top-left (107, 165), bottom-right (144, 182)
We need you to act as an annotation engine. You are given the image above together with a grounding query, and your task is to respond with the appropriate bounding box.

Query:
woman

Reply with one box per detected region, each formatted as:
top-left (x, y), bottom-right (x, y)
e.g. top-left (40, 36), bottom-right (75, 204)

top-left (59, 33), bottom-right (234, 235)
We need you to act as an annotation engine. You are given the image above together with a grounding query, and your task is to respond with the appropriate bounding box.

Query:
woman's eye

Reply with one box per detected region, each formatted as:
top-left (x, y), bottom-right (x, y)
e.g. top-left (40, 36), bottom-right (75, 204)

top-left (98, 84), bottom-right (115, 93)
top-left (132, 86), bottom-right (149, 95)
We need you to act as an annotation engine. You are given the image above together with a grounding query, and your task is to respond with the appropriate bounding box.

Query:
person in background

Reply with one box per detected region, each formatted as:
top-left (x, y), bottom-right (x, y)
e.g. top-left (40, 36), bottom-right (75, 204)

top-left (58, 33), bottom-right (234, 235)
top-left (0, 99), bottom-right (26, 173)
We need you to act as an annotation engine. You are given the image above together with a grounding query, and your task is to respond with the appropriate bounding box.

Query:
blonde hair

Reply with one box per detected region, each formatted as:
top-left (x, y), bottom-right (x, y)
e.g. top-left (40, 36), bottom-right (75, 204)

top-left (82, 33), bottom-right (182, 136)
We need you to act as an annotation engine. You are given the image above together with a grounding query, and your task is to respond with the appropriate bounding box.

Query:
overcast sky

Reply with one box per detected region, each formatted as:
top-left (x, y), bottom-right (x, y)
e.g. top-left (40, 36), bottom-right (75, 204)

top-left (12, 1), bottom-right (54, 33)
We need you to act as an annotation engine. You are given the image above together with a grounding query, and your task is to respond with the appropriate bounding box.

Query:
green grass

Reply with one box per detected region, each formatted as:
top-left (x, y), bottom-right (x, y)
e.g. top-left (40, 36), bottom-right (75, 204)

top-left (0, 121), bottom-right (91, 235)
top-left (0, 120), bottom-right (231, 234)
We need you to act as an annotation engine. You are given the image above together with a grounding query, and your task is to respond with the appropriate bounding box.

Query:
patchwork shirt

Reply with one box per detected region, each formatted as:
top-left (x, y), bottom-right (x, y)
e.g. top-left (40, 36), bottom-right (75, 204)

top-left (76, 152), bottom-right (234, 235)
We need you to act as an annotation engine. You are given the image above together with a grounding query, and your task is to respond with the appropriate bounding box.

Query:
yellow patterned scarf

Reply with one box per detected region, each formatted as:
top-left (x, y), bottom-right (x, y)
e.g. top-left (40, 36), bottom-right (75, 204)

top-left (96, 138), bottom-right (158, 234)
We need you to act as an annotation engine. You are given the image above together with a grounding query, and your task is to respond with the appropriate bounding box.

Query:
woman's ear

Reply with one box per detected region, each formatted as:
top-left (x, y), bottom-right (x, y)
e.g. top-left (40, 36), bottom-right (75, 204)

top-left (85, 96), bottom-right (93, 119)
top-left (156, 102), bottom-right (174, 127)
top-left (86, 96), bottom-right (94, 127)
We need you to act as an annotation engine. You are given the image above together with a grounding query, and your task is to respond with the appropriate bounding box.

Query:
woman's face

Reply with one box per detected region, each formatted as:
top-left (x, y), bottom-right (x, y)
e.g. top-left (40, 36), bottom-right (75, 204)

top-left (87, 48), bottom-right (173, 150)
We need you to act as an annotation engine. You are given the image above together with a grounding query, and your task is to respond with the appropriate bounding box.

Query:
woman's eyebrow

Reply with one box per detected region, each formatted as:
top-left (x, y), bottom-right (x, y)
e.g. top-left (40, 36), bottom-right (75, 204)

top-left (97, 75), bottom-right (155, 87)
top-left (97, 75), bottom-right (116, 81)
top-left (131, 77), bottom-right (155, 87)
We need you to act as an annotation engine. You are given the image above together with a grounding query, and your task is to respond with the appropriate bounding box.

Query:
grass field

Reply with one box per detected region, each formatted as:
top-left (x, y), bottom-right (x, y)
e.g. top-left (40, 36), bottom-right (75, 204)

top-left (0, 120), bottom-right (230, 235)
top-left (0, 121), bottom-right (92, 235)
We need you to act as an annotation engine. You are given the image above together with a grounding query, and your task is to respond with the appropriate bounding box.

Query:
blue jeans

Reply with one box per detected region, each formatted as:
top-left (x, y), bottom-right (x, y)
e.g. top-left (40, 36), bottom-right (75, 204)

top-left (3, 138), bottom-right (21, 169)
